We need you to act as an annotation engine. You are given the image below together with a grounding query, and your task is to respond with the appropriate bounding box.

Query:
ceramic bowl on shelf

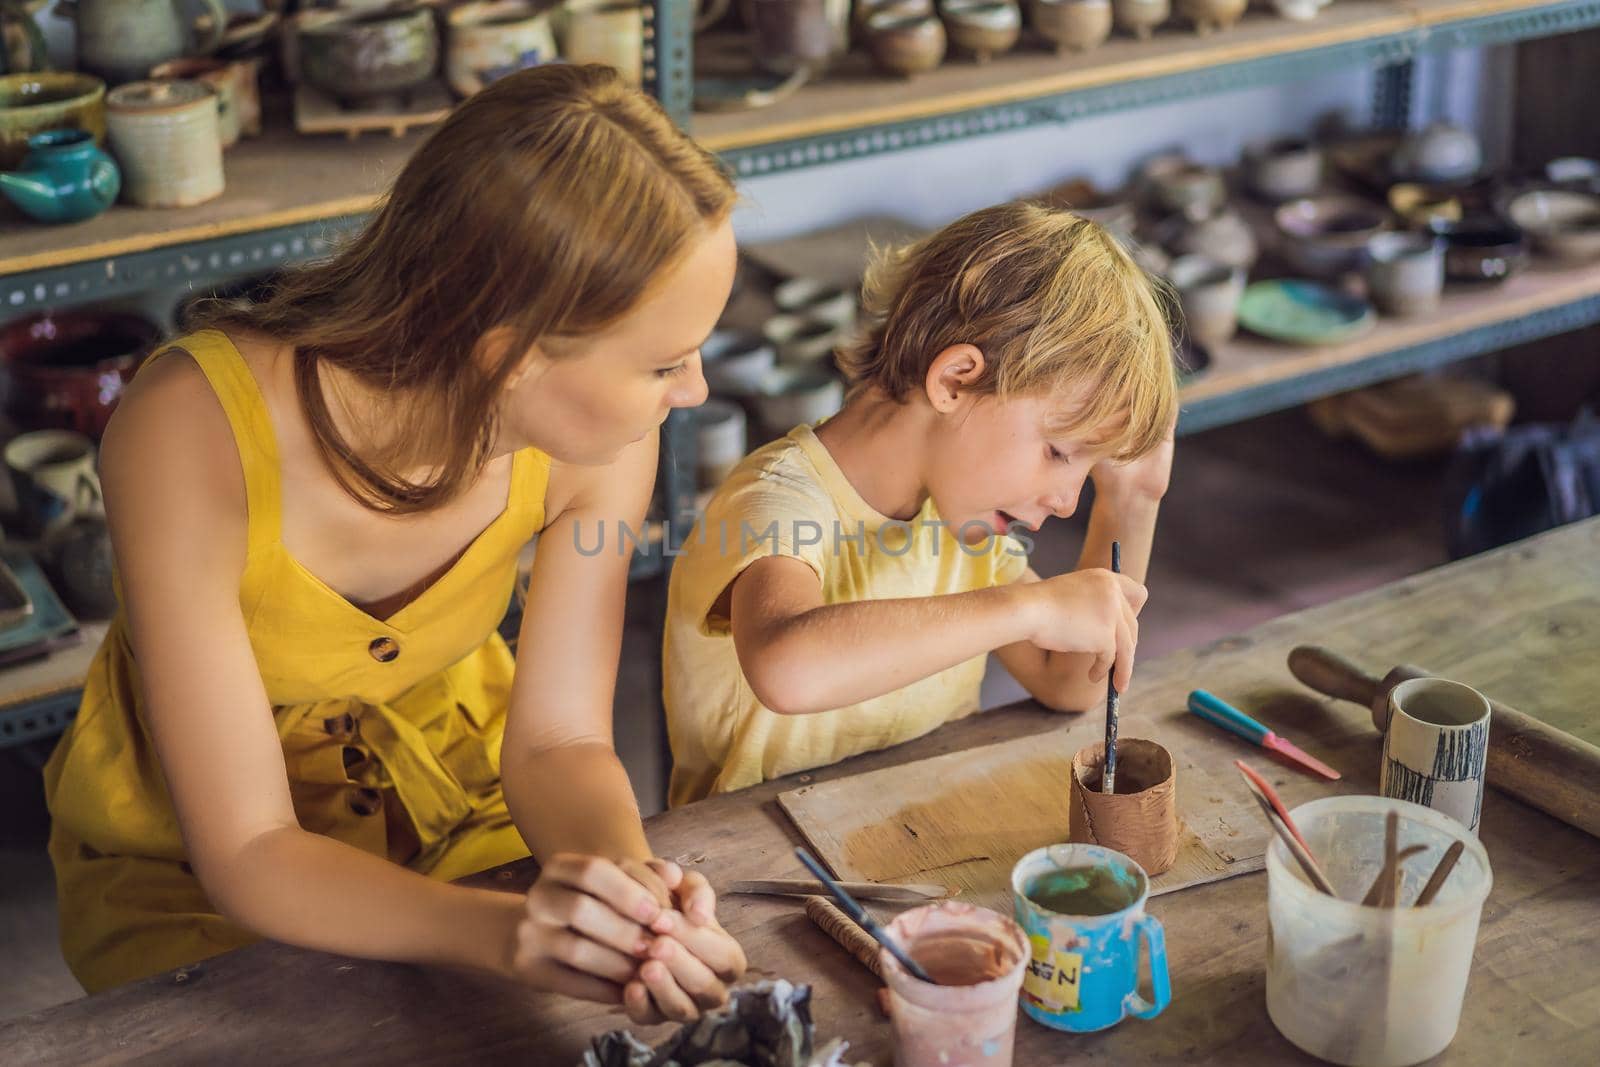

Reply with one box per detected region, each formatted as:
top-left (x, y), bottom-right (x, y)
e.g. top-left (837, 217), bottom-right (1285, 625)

top-left (1390, 122), bottom-right (1482, 184)
top-left (940, 0), bottom-right (1022, 63)
top-left (1505, 188), bottom-right (1600, 264)
top-left (864, 11), bottom-right (947, 77)
top-left (0, 72), bottom-right (107, 170)
top-left (1166, 253), bottom-right (1245, 348)
top-left (762, 313), bottom-right (842, 365)
top-left (702, 332), bottom-right (779, 395)
top-left (1387, 182), bottom-right (1462, 228)
top-left (1178, 0), bottom-right (1245, 35)
top-left (1243, 137), bottom-right (1323, 202)
top-left (1429, 216), bottom-right (1528, 284)
top-left (1274, 194), bottom-right (1392, 278)
top-left (752, 365), bottom-right (846, 434)
top-left (1029, 0), bottom-right (1112, 55)
top-left (773, 276), bottom-right (858, 330)
top-left (1142, 156), bottom-right (1227, 221)
top-left (1363, 231), bottom-right (1444, 317)
top-left (1236, 279), bottom-right (1376, 345)
top-left (1545, 156), bottom-right (1600, 192)
top-left (1112, 0), bottom-right (1169, 40)
top-left (298, 7), bottom-right (440, 107)
top-left (0, 310), bottom-right (162, 437)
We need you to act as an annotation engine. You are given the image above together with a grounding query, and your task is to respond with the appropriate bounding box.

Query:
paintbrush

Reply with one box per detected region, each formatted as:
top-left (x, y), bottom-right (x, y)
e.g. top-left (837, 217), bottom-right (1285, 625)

top-left (1235, 762), bottom-right (1336, 895)
top-left (796, 846), bottom-right (935, 983)
top-left (1413, 840), bottom-right (1465, 907)
top-left (728, 879), bottom-right (949, 902)
top-left (1103, 540), bottom-right (1121, 794)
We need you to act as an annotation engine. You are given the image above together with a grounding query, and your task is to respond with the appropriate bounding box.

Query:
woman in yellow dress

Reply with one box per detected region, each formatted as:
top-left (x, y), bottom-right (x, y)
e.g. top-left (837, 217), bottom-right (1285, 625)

top-left (42, 65), bottom-right (745, 1022)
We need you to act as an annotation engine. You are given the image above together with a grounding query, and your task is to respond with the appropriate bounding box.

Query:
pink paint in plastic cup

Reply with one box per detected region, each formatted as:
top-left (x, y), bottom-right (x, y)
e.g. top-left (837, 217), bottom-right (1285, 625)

top-left (879, 902), bottom-right (1029, 1067)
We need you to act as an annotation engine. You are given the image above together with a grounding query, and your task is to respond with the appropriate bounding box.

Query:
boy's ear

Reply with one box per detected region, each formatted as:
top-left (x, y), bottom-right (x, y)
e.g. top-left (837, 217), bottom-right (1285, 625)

top-left (924, 344), bottom-right (987, 413)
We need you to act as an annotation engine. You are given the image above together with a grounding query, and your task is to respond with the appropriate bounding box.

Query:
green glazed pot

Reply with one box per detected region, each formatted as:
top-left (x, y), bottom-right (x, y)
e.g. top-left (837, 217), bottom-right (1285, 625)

top-left (0, 72), bottom-right (107, 170)
top-left (1, 128), bottom-right (120, 223)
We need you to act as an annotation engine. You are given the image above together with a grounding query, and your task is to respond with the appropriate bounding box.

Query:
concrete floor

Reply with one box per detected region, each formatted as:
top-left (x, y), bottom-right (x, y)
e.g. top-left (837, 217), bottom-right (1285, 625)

top-left (0, 408), bottom-right (1450, 1024)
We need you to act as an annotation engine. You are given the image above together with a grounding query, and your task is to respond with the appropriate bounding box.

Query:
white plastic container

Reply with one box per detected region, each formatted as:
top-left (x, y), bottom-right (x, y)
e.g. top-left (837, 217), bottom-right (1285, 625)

top-left (1266, 795), bottom-right (1491, 1067)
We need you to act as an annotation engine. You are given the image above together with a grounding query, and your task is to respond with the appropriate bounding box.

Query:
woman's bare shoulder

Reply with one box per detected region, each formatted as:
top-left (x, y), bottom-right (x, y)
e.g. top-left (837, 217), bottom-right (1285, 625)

top-left (100, 334), bottom-right (249, 520)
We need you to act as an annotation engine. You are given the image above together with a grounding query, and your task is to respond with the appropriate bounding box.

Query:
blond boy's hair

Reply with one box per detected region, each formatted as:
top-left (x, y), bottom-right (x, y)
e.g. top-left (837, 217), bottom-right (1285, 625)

top-left (836, 201), bottom-right (1178, 462)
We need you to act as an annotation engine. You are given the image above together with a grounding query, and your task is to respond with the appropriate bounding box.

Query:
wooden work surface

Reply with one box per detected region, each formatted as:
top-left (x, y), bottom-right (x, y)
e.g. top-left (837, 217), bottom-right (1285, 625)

top-left (5, 518), bottom-right (1598, 1064)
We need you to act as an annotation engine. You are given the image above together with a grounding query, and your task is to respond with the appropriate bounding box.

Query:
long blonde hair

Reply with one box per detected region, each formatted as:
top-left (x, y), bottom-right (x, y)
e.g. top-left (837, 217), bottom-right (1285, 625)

top-left (837, 202), bottom-right (1177, 461)
top-left (191, 64), bottom-right (736, 512)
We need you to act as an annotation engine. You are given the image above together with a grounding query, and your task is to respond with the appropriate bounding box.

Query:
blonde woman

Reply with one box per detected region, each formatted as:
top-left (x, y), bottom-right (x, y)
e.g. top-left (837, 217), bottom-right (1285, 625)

top-left (44, 66), bottom-right (745, 1022)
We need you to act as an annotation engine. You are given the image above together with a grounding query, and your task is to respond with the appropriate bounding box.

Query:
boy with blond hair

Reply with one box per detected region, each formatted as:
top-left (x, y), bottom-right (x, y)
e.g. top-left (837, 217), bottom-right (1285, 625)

top-left (663, 201), bottom-right (1179, 805)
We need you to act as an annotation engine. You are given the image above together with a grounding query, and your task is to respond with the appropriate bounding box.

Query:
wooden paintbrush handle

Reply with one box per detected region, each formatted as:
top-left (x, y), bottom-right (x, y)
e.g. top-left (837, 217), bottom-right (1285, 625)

top-left (806, 895), bottom-right (884, 978)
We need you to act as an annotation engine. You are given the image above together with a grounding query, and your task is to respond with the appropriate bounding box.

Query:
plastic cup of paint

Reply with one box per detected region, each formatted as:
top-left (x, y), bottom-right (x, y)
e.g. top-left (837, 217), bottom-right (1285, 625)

top-left (1266, 795), bottom-right (1492, 1067)
top-left (879, 901), bottom-right (1028, 1067)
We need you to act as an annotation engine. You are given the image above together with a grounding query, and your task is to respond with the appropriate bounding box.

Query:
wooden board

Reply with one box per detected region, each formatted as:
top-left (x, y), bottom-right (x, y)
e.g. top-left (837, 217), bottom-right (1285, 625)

top-left (779, 710), bottom-right (1359, 913)
top-left (292, 83), bottom-right (453, 141)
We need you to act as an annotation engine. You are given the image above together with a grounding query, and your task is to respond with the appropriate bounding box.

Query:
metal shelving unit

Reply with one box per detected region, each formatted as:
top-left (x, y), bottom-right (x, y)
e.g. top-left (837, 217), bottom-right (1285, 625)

top-left (4, 0), bottom-right (1600, 745)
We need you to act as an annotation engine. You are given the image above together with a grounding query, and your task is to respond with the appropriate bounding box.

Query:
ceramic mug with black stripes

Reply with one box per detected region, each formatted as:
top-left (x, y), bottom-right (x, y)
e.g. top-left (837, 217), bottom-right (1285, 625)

top-left (1380, 678), bottom-right (1491, 835)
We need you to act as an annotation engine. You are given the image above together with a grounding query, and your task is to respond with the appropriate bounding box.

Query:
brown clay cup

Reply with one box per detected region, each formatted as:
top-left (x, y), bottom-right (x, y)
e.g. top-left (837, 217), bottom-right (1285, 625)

top-left (1069, 738), bottom-right (1178, 876)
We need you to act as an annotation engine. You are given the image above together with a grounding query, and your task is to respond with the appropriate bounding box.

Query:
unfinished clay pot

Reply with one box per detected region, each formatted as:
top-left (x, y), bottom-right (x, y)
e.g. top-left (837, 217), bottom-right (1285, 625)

top-left (940, 0), bottom-right (1022, 64)
top-left (1112, 0), bottom-right (1168, 39)
top-left (1069, 738), bottom-right (1179, 876)
top-left (865, 11), bottom-right (947, 77)
top-left (1178, 0), bottom-right (1244, 34)
top-left (1028, 0), bottom-right (1111, 55)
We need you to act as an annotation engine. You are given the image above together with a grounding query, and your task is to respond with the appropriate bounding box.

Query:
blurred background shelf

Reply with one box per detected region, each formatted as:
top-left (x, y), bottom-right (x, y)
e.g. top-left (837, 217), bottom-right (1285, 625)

top-left (696, 0), bottom-right (1600, 176)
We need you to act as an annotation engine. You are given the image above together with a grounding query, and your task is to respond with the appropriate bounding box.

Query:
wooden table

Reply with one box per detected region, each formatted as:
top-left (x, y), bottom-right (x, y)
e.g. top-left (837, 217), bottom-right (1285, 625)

top-left (4, 519), bottom-right (1599, 1064)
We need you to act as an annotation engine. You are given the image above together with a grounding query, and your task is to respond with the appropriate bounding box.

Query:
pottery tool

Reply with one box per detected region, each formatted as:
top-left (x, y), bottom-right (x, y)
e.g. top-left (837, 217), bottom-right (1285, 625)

top-left (1413, 841), bottom-right (1466, 907)
top-left (1234, 759), bottom-right (1313, 853)
top-left (1235, 761), bottom-right (1336, 895)
top-left (1102, 540), bottom-right (1122, 794)
top-left (729, 879), bottom-right (949, 902)
top-left (1360, 844), bottom-right (1426, 907)
top-left (796, 846), bottom-right (934, 983)
top-left (1288, 645), bottom-right (1600, 840)
top-left (1187, 689), bottom-right (1342, 780)
top-left (805, 895), bottom-right (885, 978)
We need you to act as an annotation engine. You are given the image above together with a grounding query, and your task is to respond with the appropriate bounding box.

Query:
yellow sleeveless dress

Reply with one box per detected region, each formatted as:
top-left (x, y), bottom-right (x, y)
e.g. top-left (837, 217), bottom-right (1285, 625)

top-left (42, 329), bottom-right (552, 993)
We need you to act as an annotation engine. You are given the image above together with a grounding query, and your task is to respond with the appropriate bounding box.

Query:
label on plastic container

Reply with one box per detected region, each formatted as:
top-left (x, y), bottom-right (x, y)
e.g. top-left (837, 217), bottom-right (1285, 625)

top-left (1022, 934), bottom-right (1082, 1011)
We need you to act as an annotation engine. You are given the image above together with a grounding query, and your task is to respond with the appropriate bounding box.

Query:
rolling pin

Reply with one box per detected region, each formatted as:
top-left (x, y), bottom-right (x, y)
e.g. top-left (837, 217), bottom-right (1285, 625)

top-left (1288, 645), bottom-right (1600, 840)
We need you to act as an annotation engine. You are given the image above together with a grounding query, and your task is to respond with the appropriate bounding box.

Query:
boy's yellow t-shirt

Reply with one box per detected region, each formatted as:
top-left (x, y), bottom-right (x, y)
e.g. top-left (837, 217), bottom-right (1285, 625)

top-left (663, 424), bottom-right (1029, 806)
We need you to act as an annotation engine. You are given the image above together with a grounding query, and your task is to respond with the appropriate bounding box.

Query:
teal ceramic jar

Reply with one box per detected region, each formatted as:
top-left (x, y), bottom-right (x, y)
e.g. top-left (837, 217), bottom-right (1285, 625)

top-left (0, 128), bottom-right (120, 223)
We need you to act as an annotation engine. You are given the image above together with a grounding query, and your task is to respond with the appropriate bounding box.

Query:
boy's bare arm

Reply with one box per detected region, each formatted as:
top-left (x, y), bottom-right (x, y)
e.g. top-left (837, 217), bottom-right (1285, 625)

top-left (997, 434), bottom-right (1170, 711)
top-left (730, 555), bottom-right (1142, 715)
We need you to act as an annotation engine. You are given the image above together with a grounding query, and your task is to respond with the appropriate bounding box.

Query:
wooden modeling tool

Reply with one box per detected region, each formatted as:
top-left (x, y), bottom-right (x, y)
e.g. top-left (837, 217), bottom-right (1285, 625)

top-left (1360, 844), bottom-right (1425, 906)
top-left (1187, 689), bottom-right (1342, 780)
top-left (729, 879), bottom-right (949, 902)
top-left (1288, 644), bottom-right (1600, 840)
top-left (1413, 841), bottom-right (1466, 907)
top-left (1236, 762), bottom-right (1336, 896)
top-left (1234, 759), bottom-right (1313, 853)
top-left (796, 846), bottom-right (935, 983)
top-left (1103, 540), bottom-right (1122, 794)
